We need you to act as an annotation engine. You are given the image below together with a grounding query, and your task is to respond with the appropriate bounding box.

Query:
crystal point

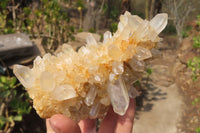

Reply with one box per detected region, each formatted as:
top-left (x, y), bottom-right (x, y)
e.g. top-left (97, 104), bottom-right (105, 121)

top-left (128, 86), bottom-right (140, 98)
top-left (135, 46), bottom-right (152, 60)
top-left (112, 61), bottom-right (124, 75)
top-left (103, 31), bottom-right (112, 43)
top-left (84, 85), bottom-right (97, 106)
top-left (89, 103), bottom-right (101, 119)
top-left (107, 76), bottom-right (129, 115)
top-left (13, 65), bottom-right (34, 89)
top-left (86, 34), bottom-right (97, 46)
top-left (150, 13), bottom-right (168, 34)
top-left (128, 57), bottom-right (145, 72)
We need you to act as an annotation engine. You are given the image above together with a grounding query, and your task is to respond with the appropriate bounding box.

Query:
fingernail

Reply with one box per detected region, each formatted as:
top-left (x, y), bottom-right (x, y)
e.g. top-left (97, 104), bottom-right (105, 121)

top-left (49, 119), bottom-right (61, 133)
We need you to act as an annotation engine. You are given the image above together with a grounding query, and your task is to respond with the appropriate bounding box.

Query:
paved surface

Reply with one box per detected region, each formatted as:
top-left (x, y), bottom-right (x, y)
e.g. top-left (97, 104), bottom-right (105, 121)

top-left (132, 49), bottom-right (183, 133)
top-left (132, 83), bottom-right (183, 133)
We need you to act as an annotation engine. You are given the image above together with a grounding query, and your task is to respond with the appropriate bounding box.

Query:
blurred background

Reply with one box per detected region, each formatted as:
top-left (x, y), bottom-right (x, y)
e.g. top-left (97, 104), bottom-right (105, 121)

top-left (0, 0), bottom-right (200, 133)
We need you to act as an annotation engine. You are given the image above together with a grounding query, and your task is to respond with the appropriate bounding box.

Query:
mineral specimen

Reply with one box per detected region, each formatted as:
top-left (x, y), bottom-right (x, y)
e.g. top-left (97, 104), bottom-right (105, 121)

top-left (13, 11), bottom-right (168, 121)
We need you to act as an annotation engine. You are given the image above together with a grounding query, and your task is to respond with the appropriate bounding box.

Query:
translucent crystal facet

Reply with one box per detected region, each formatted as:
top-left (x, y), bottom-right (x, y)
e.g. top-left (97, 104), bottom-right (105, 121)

top-left (13, 11), bottom-right (168, 121)
top-left (134, 46), bottom-right (152, 60)
top-left (84, 85), bottom-right (97, 106)
top-left (89, 103), bottom-right (101, 119)
top-left (103, 31), bottom-right (112, 43)
top-left (150, 13), bottom-right (168, 34)
top-left (51, 84), bottom-right (77, 101)
top-left (108, 44), bottom-right (122, 60)
top-left (86, 34), bottom-right (97, 46)
top-left (128, 57), bottom-right (145, 72)
top-left (107, 76), bottom-right (129, 115)
top-left (40, 71), bottom-right (55, 92)
top-left (112, 61), bottom-right (124, 75)
top-left (100, 96), bottom-right (110, 106)
top-left (13, 65), bottom-right (34, 89)
top-left (62, 44), bottom-right (75, 55)
top-left (33, 56), bottom-right (45, 73)
top-left (128, 86), bottom-right (140, 98)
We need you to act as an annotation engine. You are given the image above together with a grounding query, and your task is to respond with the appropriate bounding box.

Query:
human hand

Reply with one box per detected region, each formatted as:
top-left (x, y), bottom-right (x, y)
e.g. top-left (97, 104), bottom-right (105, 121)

top-left (46, 98), bottom-right (136, 133)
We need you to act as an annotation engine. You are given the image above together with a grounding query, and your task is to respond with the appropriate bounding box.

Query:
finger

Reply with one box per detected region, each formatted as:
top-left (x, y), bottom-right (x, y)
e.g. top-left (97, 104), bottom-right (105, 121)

top-left (115, 98), bottom-right (136, 133)
top-left (99, 107), bottom-right (118, 133)
top-left (49, 114), bottom-right (81, 133)
top-left (78, 119), bottom-right (96, 133)
top-left (46, 119), bottom-right (55, 133)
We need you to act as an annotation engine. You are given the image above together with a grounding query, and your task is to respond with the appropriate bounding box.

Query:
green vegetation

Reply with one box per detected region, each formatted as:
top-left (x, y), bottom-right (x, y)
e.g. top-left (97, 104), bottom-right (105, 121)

top-left (196, 127), bottom-right (200, 133)
top-left (182, 26), bottom-right (192, 38)
top-left (145, 68), bottom-right (153, 86)
top-left (192, 98), bottom-right (200, 105)
top-left (110, 22), bottom-right (118, 34)
top-left (187, 15), bottom-right (200, 133)
top-left (196, 15), bottom-right (200, 28)
top-left (163, 22), bottom-right (177, 35)
top-left (193, 36), bottom-right (200, 48)
top-left (0, 76), bottom-right (31, 132)
top-left (187, 56), bottom-right (200, 81)
top-left (0, 0), bottom-right (73, 51)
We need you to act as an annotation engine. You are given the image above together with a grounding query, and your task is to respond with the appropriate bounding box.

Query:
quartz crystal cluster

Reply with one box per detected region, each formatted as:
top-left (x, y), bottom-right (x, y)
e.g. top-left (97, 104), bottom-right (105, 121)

top-left (13, 11), bottom-right (168, 121)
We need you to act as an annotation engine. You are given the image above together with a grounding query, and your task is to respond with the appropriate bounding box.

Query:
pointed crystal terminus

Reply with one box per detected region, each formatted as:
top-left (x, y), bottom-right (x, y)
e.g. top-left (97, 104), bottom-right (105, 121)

top-left (103, 31), bottom-right (112, 43)
top-left (84, 85), bottom-right (97, 106)
top-left (150, 13), bottom-right (168, 34)
top-left (128, 86), bottom-right (140, 98)
top-left (13, 64), bottom-right (35, 89)
top-left (86, 34), bottom-right (97, 45)
top-left (134, 46), bottom-right (152, 61)
top-left (89, 103), bottom-right (101, 119)
top-left (107, 76), bottom-right (129, 115)
top-left (128, 57), bottom-right (145, 72)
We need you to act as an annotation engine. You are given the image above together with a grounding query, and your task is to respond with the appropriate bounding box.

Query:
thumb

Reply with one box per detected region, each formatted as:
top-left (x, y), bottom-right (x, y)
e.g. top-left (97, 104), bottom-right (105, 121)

top-left (47, 114), bottom-right (81, 133)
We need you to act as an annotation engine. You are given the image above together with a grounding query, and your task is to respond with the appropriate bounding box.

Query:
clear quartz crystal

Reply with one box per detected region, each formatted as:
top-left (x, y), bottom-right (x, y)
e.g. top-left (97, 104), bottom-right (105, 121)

top-left (86, 34), bottom-right (97, 46)
top-left (122, 64), bottom-right (141, 85)
top-left (89, 102), bottom-right (101, 119)
top-left (51, 84), bottom-right (77, 101)
top-left (84, 85), bottom-right (97, 106)
top-left (117, 22), bottom-right (124, 33)
top-left (108, 44), bottom-right (122, 60)
top-left (128, 86), bottom-right (140, 98)
top-left (112, 61), bottom-right (124, 75)
top-left (134, 46), bottom-right (152, 60)
top-left (134, 20), bottom-right (149, 40)
top-left (103, 31), bottom-right (112, 43)
top-left (33, 56), bottom-right (45, 72)
top-left (100, 96), bottom-right (110, 106)
top-left (150, 13), bottom-right (168, 34)
top-left (62, 44), bottom-right (74, 53)
top-left (107, 76), bottom-right (129, 115)
top-left (40, 71), bottom-right (55, 92)
top-left (109, 73), bottom-right (116, 83)
top-left (13, 65), bottom-right (35, 89)
top-left (127, 15), bottom-right (143, 31)
top-left (128, 57), bottom-right (145, 72)
top-left (94, 74), bottom-right (102, 82)
top-left (78, 46), bottom-right (90, 56)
